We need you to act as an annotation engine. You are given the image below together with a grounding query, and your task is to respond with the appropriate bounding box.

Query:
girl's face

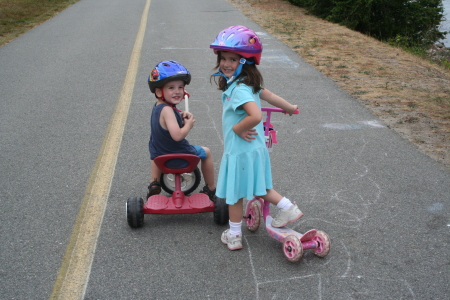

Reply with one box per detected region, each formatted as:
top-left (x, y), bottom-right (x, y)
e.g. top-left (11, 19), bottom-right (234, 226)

top-left (219, 51), bottom-right (241, 78)
top-left (156, 80), bottom-right (185, 105)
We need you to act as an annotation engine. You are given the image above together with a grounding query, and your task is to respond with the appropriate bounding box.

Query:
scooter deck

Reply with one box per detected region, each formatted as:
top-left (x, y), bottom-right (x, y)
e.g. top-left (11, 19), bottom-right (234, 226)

top-left (143, 193), bottom-right (214, 214)
top-left (265, 216), bottom-right (317, 243)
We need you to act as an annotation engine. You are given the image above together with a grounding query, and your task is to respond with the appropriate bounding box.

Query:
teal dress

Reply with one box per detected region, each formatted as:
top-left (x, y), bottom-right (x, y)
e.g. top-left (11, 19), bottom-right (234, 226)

top-left (216, 81), bottom-right (273, 204)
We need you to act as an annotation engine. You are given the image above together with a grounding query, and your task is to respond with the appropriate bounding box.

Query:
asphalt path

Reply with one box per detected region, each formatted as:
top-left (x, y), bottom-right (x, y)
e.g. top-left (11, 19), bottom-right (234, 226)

top-left (1, 0), bottom-right (449, 299)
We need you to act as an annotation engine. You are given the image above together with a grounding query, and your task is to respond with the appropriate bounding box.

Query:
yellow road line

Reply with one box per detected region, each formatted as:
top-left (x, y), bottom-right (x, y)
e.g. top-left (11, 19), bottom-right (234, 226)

top-left (49, 0), bottom-right (151, 299)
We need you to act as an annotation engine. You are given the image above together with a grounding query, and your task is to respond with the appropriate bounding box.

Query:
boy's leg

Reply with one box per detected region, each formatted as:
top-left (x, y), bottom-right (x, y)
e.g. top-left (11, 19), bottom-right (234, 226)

top-left (147, 160), bottom-right (162, 198)
top-left (199, 146), bottom-right (218, 201)
top-left (200, 147), bottom-right (215, 190)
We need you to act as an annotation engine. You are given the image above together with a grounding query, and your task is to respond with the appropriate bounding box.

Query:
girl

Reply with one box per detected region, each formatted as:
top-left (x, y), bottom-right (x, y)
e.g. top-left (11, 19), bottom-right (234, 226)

top-left (210, 26), bottom-right (303, 251)
top-left (147, 60), bottom-right (216, 201)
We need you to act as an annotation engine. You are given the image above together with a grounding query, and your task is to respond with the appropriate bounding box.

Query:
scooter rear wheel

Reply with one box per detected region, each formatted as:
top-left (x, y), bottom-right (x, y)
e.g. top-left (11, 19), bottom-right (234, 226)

top-left (213, 197), bottom-right (229, 225)
top-left (160, 167), bottom-right (201, 195)
top-left (283, 235), bottom-right (303, 262)
top-left (126, 197), bottom-right (144, 228)
top-left (246, 200), bottom-right (261, 232)
top-left (312, 230), bottom-right (331, 257)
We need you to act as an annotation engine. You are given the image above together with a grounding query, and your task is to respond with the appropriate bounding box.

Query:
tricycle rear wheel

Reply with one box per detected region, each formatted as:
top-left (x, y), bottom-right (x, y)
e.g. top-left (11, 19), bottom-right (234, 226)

top-left (213, 197), bottom-right (229, 225)
top-left (126, 197), bottom-right (144, 228)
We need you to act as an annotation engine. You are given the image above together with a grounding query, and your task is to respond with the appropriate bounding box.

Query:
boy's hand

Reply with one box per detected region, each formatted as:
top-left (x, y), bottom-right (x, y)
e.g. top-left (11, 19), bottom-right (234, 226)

top-left (182, 112), bottom-right (195, 129)
top-left (181, 111), bottom-right (193, 119)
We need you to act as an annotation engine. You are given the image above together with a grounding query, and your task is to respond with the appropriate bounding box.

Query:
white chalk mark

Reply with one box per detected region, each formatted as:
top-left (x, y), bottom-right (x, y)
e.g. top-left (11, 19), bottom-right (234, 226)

top-left (340, 241), bottom-right (352, 278)
top-left (323, 120), bottom-right (385, 130)
top-left (243, 236), bottom-right (260, 299)
top-left (259, 49), bottom-right (299, 68)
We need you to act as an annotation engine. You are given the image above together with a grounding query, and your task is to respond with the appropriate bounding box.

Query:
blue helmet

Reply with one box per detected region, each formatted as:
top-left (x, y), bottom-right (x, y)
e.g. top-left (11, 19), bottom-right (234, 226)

top-left (148, 60), bottom-right (191, 93)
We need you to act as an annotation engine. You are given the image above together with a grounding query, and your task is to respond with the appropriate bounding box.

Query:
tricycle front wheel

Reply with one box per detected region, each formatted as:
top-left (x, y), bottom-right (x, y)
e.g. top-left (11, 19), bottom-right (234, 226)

top-left (160, 167), bottom-right (201, 195)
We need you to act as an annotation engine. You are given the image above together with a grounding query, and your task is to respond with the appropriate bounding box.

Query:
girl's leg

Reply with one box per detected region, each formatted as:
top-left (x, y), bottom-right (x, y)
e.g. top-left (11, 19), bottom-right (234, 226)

top-left (228, 198), bottom-right (243, 223)
top-left (261, 189), bottom-right (303, 228)
top-left (221, 199), bottom-right (243, 250)
top-left (260, 188), bottom-right (283, 205)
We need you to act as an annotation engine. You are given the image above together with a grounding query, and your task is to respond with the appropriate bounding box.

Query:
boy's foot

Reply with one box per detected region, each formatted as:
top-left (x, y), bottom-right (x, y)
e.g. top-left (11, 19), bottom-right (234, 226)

top-left (147, 181), bottom-right (161, 198)
top-left (200, 185), bottom-right (217, 202)
top-left (271, 203), bottom-right (303, 228)
top-left (221, 229), bottom-right (243, 250)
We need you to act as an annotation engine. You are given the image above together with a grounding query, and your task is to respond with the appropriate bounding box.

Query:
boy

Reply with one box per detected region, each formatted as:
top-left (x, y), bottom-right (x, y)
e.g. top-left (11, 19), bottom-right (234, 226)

top-left (147, 60), bottom-right (216, 201)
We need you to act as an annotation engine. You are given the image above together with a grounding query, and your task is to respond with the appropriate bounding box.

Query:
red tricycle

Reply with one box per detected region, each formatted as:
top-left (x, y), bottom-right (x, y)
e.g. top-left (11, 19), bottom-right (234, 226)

top-left (126, 153), bottom-right (229, 228)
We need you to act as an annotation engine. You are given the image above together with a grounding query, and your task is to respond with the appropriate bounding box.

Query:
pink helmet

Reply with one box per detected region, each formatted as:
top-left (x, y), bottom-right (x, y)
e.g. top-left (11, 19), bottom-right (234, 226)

top-left (210, 25), bottom-right (262, 65)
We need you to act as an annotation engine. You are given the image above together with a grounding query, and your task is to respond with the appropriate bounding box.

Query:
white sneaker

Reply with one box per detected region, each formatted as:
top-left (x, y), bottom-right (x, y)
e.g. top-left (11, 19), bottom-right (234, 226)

top-left (221, 229), bottom-right (243, 250)
top-left (271, 203), bottom-right (303, 228)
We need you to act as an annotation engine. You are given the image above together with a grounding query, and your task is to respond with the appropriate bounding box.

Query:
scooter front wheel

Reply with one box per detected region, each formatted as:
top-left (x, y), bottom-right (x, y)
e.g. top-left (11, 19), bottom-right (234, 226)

top-left (283, 235), bottom-right (303, 262)
top-left (312, 230), bottom-right (331, 257)
top-left (246, 200), bottom-right (261, 232)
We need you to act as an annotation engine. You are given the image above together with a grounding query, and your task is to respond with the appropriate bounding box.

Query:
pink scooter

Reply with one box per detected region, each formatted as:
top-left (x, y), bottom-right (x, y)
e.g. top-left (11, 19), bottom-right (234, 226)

top-left (244, 107), bottom-right (331, 262)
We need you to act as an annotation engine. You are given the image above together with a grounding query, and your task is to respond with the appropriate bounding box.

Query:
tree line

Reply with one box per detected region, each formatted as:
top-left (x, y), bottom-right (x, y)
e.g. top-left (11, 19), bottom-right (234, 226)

top-left (287, 0), bottom-right (447, 49)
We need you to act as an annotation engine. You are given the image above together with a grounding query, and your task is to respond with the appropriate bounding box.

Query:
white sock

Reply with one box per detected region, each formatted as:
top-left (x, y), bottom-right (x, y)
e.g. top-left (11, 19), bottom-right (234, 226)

top-left (229, 221), bottom-right (242, 235)
top-left (276, 197), bottom-right (293, 210)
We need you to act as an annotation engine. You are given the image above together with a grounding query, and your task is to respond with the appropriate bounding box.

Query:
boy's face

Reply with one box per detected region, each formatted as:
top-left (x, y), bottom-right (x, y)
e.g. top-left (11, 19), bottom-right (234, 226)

top-left (219, 51), bottom-right (241, 78)
top-left (156, 80), bottom-right (185, 105)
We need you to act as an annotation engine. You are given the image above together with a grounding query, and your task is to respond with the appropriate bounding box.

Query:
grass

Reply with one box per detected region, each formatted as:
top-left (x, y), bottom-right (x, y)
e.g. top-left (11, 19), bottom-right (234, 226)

top-left (0, 0), bottom-right (78, 46)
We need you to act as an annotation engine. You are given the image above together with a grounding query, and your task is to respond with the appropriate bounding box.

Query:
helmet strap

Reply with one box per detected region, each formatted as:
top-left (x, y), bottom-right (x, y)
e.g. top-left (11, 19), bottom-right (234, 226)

top-left (212, 58), bottom-right (254, 87)
top-left (157, 89), bottom-right (182, 112)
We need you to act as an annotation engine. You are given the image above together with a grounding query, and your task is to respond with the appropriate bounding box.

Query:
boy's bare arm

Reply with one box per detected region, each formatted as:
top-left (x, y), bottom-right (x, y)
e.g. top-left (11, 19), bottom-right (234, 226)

top-left (161, 106), bottom-right (195, 141)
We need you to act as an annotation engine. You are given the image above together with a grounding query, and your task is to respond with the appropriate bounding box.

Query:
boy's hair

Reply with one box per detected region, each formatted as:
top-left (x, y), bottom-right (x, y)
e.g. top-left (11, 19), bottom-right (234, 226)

top-left (212, 51), bottom-right (264, 93)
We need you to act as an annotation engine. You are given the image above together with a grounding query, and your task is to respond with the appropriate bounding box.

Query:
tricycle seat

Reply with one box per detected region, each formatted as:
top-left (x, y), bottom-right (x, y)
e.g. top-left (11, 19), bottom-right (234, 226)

top-left (154, 153), bottom-right (200, 174)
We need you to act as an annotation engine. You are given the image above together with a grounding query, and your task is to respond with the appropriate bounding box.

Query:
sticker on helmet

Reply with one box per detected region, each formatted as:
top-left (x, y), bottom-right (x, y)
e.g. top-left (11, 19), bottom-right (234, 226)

top-left (150, 68), bottom-right (160, 82)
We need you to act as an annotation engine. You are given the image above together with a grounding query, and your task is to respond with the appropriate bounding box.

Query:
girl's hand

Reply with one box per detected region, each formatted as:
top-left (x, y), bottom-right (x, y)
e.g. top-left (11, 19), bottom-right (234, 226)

top-left (285, 104), bottom-right (298, 116)
top-left (238, 128), bottom-right (258, 142)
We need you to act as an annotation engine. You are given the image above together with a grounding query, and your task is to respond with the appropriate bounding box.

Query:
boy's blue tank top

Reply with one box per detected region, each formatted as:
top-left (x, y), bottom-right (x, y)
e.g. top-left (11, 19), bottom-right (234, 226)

top-left (149, 103), bottom-right (196, 160)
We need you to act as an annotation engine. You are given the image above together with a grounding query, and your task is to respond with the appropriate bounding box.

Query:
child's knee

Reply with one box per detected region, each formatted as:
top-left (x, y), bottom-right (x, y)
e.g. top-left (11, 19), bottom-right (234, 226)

top-left (202, 146), bottom-right (212, 157)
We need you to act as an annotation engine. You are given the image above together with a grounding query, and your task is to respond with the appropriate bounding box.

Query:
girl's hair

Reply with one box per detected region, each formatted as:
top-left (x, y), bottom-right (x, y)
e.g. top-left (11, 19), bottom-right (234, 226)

top-left (211, 51), bottom-right (264, 93)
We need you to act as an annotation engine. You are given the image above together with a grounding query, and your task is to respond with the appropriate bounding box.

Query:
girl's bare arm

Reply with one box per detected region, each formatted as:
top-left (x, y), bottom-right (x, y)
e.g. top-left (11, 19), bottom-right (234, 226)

top-left (260, 88), bottom-right (297, 115)
top-left (232, 101), bottom-right (261, 142)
